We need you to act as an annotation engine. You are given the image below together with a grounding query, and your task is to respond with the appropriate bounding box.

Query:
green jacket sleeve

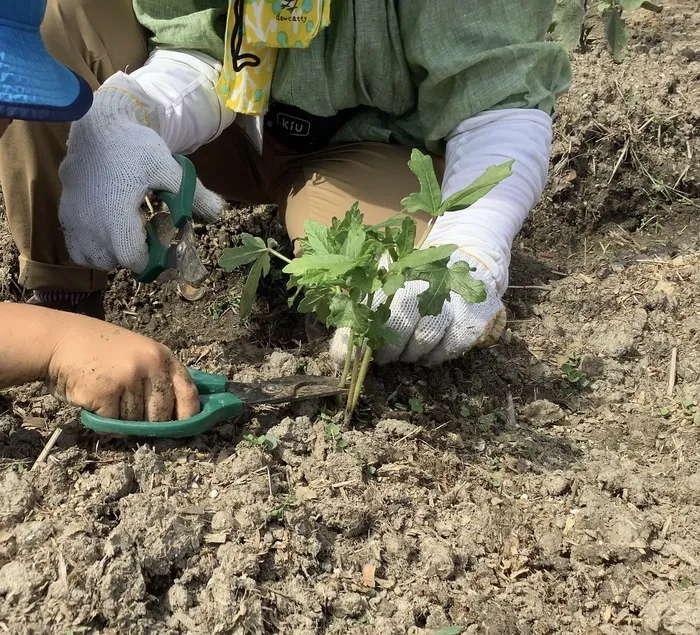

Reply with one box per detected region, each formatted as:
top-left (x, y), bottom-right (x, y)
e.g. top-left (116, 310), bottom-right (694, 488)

top-left (398, 0), bottom-right (571, 149)
top-left (132, 0), bottom-right (227, 61)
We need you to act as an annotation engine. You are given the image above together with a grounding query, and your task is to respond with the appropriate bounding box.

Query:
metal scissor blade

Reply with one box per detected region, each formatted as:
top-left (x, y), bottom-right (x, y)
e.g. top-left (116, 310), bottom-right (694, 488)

top-left (150, 212), bottom-right (208, 285)
top-left (227, 375), bottom-right (347, 406)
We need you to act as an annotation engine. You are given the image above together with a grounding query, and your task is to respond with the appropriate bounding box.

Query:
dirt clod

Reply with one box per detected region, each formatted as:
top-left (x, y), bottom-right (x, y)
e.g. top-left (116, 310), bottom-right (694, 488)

top-left (641, 588), bottom-right (700, 634)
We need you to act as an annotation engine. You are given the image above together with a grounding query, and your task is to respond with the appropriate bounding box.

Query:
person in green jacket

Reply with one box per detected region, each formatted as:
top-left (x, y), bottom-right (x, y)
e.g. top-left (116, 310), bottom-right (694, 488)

top-left (0, 0), bottom-right (571, 366)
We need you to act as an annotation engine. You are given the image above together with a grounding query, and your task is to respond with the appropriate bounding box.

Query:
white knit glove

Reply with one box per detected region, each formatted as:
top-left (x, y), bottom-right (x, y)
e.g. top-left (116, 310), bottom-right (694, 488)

top-left (58, 53), bottom-right (230, 274)
top-left (329, 250), bottom-right (506, 367)
top-left (328, 108), bottom-right (554, 368)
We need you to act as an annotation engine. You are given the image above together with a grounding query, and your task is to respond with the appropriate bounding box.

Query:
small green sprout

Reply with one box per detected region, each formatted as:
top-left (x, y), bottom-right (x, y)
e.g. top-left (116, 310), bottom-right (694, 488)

top-left (325, 421), bottom-right (348, 449)
top-left (560, 355), bottom-right (590, 388)
top-left (268, 494), bottom-right (296, 521)
top-left (244, 432), bottom-right (279, 452)
top-left (408, 397), bottom-right (424, 414)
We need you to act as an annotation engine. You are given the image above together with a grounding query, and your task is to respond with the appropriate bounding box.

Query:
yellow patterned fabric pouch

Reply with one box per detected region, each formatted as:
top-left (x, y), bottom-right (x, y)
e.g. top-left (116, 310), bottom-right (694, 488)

top-left (217, 0), bottom-right (331, 115)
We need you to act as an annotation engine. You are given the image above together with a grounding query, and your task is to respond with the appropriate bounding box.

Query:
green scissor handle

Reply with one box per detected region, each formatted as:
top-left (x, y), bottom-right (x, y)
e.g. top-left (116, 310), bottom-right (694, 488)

top-left (134, 154), bottom-right (198, 284)
top-left (80, 368), bottom-right (243, 438)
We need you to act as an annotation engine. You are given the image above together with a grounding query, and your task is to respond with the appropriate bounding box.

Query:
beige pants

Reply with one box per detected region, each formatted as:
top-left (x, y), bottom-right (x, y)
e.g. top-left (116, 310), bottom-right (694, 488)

top-left (0, 0), bottom-right (431, 292)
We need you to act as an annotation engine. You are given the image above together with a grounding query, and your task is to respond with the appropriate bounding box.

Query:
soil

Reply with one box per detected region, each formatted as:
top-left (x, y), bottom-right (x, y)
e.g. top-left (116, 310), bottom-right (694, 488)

top-left (1, 3), bottom-right (700, 633)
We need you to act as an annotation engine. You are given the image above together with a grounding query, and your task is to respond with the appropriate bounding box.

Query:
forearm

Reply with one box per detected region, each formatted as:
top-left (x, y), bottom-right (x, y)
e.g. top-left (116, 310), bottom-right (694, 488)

top-left (427, 108), bottom-right (553, 294)
top-left (0, 303), bottom-right (72, 388)
top-left (101, 49), bottom-right (235, 154)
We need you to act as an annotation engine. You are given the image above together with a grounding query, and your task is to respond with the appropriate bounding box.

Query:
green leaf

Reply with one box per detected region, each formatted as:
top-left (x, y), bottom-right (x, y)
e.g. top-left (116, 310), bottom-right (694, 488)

top-left (327, 294), bottom-right (371, 334)
top-left (619, 0), bottom-right (646, 10)
top-left (332, 202), bottom-right (364, 236)
top-left (366, 304), bottom-right (401, 350)
top-left (303, 220), bottom-right (336, 255)
top-left (440, 161), bottom-right (514, 213)
top-left (390, 244), bottom-right (458, 274)
top-left (602, 5), bottom-right (629, 62)
top-left (325, 421), bottom-right (348, 448)
top-left (394, 216), bottom-right (417, 258)
top-left (245, 432), bottom-right (278, 451)
top-left (432, 628), bottom-right (466, 635)
top-left (400, 149), bottom-right (443, 216)
top-left (262, 432), bottom-right (279, 451)
top-left (342, 225), bottom-right (366, 260)
top-left (407, 260), bottom-right (486, 316)
top-left (382, 272), bottom-right (406, 297)
top-left (408, 397), bottom-right (424, 413)
top-left (347, 267), bottom-right (379, 297)
top-left (218, 233), bottom-right (267, 270)
top-left (242, 233), bottom-right (266, 249)
top-left (297, 287), bottom-right (333, 324)
top-left (369, 215), bottom-right (407, 230)
top-left (447, 261), bottom-right (487, 303)
top-left (238, 252), bottom-right (269, 318)
top-left (551, 0), bottom-right (585, 50)
top-left (283, 254), bottom-right (358, 279)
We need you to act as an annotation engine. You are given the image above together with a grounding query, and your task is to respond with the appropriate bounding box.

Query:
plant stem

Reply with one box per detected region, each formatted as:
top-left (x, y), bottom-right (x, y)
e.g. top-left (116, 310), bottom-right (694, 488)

top-left (344, 344), bottom-right (363, 422)
top-left (350, 346), bottom-right (373, 412)
top-left (267, 248), bottom-right (292, 264)
top-left (339, 329), bottom-right (354, 388)
top-left (415, 217), bottom-right (436, 250)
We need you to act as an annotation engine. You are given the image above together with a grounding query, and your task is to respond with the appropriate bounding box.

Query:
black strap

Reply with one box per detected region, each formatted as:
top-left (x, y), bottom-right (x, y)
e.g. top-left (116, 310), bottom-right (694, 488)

top-left (266, 101), bottom-right (359, 153)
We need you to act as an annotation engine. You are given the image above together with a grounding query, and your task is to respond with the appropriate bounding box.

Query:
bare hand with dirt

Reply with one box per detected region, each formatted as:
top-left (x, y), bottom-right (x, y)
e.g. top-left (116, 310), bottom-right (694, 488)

top-left (0, 303), bottom-right (200, 422)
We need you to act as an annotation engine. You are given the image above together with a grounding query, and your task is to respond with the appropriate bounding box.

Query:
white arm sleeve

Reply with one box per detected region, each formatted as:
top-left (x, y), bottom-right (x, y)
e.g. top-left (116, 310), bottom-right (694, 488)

top-left (425, 108), bottom-right (553, 295)
top-left (100, 49), bottom-right (235, 155)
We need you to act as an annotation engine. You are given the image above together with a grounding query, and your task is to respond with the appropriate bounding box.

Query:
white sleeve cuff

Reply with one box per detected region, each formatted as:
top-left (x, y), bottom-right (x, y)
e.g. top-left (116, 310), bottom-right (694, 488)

top-left (102, 49), bottom-right (235, 155)
top-left (425, 108), bottom-right (553, 294)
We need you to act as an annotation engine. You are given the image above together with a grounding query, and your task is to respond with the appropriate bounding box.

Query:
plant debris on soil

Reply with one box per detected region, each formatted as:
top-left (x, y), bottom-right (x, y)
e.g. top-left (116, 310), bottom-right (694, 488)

top-left (1, 3), bottom-right (699, 633)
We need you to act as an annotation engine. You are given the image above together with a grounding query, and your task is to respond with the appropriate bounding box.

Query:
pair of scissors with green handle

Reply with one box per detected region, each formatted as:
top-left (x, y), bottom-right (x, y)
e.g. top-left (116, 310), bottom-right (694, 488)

top-left (80, 368), bottom-right (346, 438)
top-left (134, 154), bottom-right (207, 287)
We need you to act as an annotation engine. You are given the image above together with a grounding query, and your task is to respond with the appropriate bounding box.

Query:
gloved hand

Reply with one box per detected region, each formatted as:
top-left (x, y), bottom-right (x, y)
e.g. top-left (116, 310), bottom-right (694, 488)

top-left (329, 250), bottom-right (506, 367)
top-left (58, 82), bottom-right (226, 274)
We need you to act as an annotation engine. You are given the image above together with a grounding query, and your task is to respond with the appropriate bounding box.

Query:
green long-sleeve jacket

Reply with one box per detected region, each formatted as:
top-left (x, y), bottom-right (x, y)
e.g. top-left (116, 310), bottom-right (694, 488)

top-left (133, 0), bottom-right (571, 153)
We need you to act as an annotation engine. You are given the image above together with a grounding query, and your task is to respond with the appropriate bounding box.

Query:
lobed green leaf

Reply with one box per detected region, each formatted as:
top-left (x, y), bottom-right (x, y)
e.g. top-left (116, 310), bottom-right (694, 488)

top-left (602, 5), bottom-right (629, 62)
top-left (218, 233), bottom-right (267, 270)
top-left (407, 260), bottom-right (486, 316)
top-left (551, 0), bottom-right (586, 50)
top-left (390, 244), bottom-right (458, 274)
top-left (382, 272), bottom-right (406, 297)
top-left (327, 294), bottom-right (371, 334)
top-left (394, 216), bottom-right (417, 258)
top-left (238, 251), bottom-right (270, 318)
top-left (400, 149), bottom-right (443, 216)
top-left (282, 254), bottom-right (358, 279)
top-left (366, 303), bottom-right (401, 350)
top-left (440, 161), bottom-right (514, 213)
top-left (341, 225), bottom-right (366, 260)
top-left (302, 221), bottom-right (335, 255)
top-left (369, 215), bottom-right (407, 230)
top-left (297, 287), bottom-right (333, 323)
